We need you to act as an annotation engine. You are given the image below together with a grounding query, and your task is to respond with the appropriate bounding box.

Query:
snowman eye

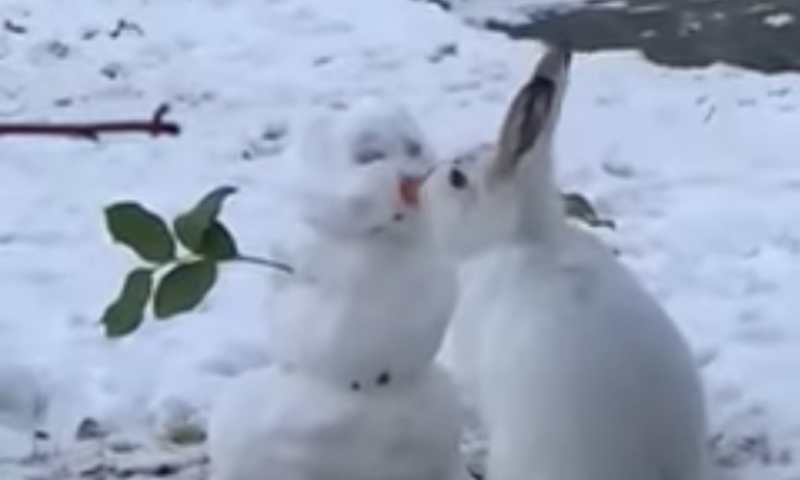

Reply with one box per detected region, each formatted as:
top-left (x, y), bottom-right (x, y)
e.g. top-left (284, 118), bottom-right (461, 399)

top-left (448, 168), bottom-right (468, 190)
top-left (404, 139), bottom-right (423, 158)
top-left (354, 148), bottom-right (386, 165)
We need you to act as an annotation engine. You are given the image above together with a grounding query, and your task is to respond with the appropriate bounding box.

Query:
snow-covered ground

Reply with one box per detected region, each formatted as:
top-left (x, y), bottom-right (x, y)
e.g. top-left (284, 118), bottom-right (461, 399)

top-left (2, 0), bottom-right (800, 478)
top-left (438, 0), bottom-right (590, 25)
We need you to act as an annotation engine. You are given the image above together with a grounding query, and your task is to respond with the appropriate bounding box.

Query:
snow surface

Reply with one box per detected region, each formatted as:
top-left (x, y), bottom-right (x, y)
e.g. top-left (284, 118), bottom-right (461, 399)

top-left (442, 0), bottom-right (589, 26)
top-left (2, 0), bottom-right (800, 478)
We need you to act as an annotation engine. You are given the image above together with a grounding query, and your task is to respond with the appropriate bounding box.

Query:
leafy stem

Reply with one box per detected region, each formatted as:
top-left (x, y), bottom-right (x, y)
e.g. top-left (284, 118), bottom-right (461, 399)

top-left (228, 254), bottom-right (294, 274)
top-left (100, 186), bottom-right (294, 338)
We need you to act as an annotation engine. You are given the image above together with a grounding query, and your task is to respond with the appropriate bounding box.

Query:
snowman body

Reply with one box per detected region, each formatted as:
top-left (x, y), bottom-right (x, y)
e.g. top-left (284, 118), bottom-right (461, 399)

top-left (208, 100), bottom-right (465, 480)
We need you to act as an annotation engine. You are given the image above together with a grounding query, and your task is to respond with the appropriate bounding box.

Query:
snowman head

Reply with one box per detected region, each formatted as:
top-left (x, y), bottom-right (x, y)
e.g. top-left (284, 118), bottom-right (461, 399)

top-left (290, 99), bottom-right (436, 242)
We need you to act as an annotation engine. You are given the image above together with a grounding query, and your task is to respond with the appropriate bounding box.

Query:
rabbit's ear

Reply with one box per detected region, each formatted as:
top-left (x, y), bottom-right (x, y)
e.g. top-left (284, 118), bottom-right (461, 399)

top-left (490, 43), bottom-right (572, 179)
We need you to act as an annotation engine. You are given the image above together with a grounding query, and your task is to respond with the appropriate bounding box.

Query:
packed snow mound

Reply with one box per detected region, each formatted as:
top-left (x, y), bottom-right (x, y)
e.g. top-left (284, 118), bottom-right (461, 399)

top-left (207, 365), bottom-right (463, 480)
top-left (281, 100), bottom-right (437, 240)
top-left (264, 98), bottom-right (457, 388)
top-left (210, 95), bottom-right (463, 480)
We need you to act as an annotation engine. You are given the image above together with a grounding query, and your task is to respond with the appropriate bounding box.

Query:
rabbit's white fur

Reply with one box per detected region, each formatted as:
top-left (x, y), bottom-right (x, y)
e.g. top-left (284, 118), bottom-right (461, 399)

top-left (422, 45), bottom-right (709, 480)
top-left (208, 363), bottom-right (465, 480)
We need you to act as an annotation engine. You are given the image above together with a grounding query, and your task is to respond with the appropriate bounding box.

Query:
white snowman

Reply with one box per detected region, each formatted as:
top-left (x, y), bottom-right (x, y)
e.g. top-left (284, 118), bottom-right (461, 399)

top-left (207, 99), bottom-right (466, 480)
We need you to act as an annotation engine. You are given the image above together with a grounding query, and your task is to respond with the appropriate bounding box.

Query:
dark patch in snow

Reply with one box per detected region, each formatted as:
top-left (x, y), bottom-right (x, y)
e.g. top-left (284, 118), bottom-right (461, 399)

top-left (376, 371), bottom-right (391, 386)
top-left (75, 418), bottom-right (108, 441)
top-left (109, 19), bottom-right (144, 39)
top-left (425, 0), bottom-right (800, 73)
top-left (3, 19), bottom-right (27, 35)
top-left (711, 430), bottom-right (793, 468)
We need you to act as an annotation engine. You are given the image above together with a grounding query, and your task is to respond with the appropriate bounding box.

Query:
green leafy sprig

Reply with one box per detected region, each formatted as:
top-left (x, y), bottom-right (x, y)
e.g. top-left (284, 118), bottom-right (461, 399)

top-left (100, 186), bottom-right (292, 338)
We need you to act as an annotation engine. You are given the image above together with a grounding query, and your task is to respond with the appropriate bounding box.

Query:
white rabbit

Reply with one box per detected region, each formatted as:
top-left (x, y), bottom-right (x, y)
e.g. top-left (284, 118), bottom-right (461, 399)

top-left (420, 44), bottom-right (709, 480)
top-left (208, 100), bottom-right (465, 480)
top-left (265, 99), bottom-right (457, 389)
top-left (208, 363), bottom-right (465, 480)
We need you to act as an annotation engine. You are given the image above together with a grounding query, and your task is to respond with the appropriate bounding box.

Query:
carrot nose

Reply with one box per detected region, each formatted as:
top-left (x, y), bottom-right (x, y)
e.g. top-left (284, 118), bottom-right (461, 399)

top-left (397, 174), bottom-right (425, 208)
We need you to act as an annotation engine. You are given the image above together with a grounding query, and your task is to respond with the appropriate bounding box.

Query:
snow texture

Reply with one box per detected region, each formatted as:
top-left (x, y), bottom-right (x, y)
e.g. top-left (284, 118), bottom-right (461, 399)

top-left (207, 364), bottom-right (463, 480)
top-left (0, 0), bottom-right (799, 478)
top-left (442, 0), bottom-right (589, 26)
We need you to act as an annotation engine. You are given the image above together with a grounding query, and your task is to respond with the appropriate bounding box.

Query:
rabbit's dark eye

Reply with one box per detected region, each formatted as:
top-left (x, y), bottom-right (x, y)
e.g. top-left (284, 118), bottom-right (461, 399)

top-left (448, 168), bottom-right (468, 190)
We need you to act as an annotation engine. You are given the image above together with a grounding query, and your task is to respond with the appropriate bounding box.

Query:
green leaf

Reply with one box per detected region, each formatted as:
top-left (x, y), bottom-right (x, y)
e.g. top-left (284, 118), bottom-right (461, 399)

top-left (198, 222), bottom-right (239, 260)
top-left (101, 268), bottom-right (153, 338)
top-left (105, 202), bottom-right (176, 264)
top-left (173, 186), bottom-right (237, 254)
top-left (153, 260), bottom-right (218, 319)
